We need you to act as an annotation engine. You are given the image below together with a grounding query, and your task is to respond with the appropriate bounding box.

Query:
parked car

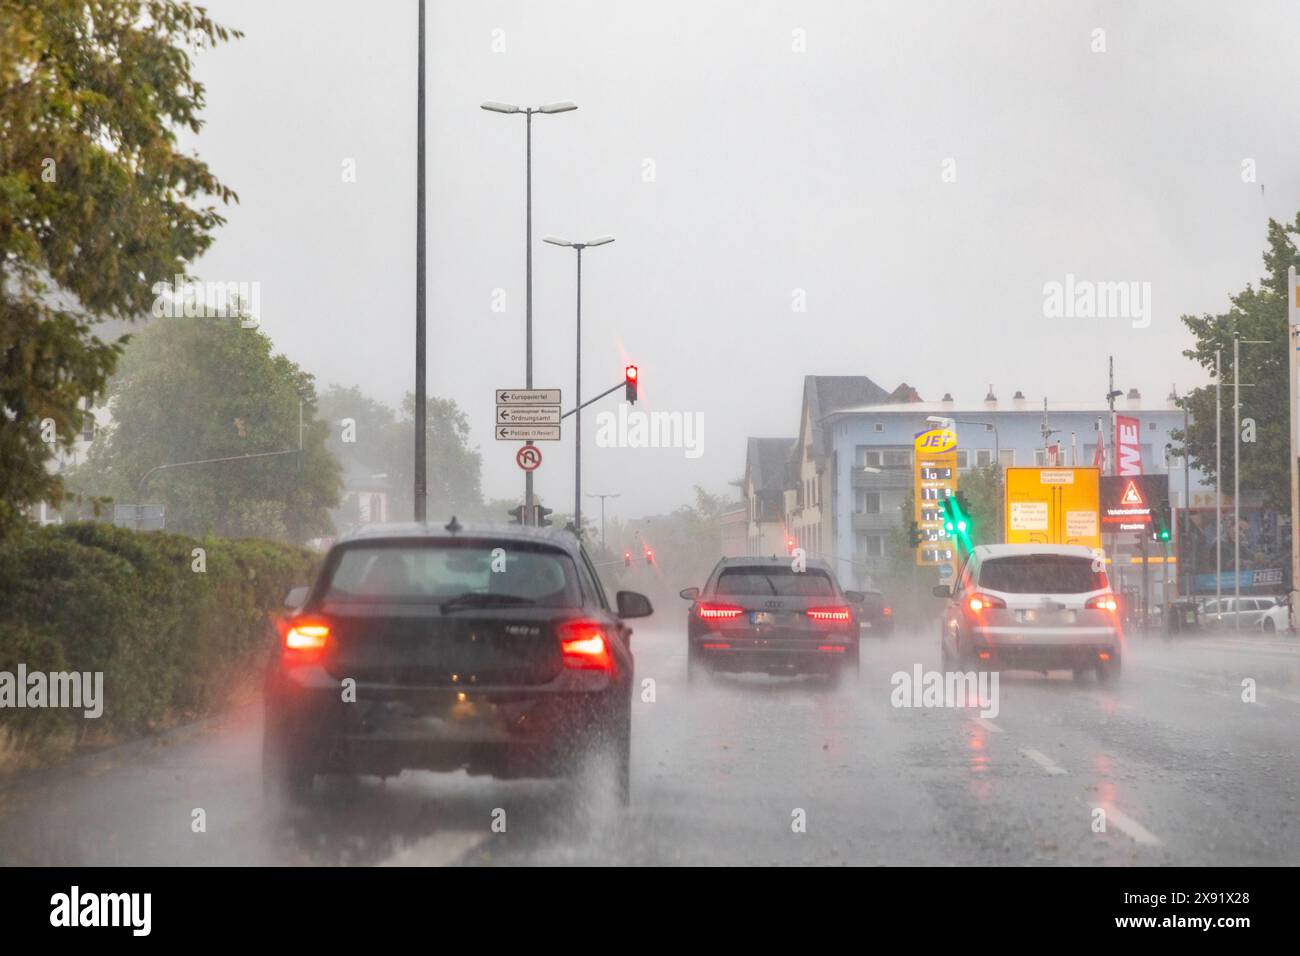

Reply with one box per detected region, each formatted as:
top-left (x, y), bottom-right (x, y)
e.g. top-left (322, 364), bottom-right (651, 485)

top-left (933, 543), bottom-right (1122, 681)
top-left (1259, 595), bottom-right (1291, 633)
top-left (263, 522), bottom-right (653, 806)
top-left (680, 556), bottom-right (863, 682)
top-left (1200, 597), bottom-right (1277, 630)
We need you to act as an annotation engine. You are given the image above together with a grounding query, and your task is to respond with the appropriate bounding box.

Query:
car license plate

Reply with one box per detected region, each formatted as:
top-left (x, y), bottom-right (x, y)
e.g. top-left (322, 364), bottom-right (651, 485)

top-left (750, 611), bottom-right (773, 625)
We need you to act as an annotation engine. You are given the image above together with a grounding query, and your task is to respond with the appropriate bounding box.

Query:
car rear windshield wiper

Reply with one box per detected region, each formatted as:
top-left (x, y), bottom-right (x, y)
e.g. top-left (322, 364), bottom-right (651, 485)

top-left (439, 592), bottom-right (540, 614)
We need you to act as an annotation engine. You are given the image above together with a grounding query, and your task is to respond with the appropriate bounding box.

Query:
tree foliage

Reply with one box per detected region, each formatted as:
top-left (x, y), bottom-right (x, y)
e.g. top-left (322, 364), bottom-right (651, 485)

top-left (70, 317), bottom-right (340, 543)
top-left (0, 0), bottom-right (239, 537)
top-left (1175, 215), bottom-right (1299, 511)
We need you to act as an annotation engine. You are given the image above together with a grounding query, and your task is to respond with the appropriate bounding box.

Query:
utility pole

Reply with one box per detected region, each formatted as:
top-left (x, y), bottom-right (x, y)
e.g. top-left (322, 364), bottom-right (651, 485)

top-left (1206, 348), bottom-right (1216, 613)
top-left (1233, 333), bottom-right (1240, 630)
top-left (413, 0), bottom-right (427, 522)
top-left (1289, 266), bottom-right (1300, 631)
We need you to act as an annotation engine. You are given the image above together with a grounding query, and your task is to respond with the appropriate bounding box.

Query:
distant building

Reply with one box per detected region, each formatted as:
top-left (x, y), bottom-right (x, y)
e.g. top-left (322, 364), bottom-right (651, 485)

top-left (742, 437), bottom-right (795, 555)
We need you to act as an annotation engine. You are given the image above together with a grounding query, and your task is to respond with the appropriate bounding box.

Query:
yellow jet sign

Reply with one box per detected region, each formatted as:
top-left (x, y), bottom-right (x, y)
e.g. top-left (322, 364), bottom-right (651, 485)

top-left (1004, 467), bottom-right (1101, 550)
top-left (914, 428), bottom-right (959, 566)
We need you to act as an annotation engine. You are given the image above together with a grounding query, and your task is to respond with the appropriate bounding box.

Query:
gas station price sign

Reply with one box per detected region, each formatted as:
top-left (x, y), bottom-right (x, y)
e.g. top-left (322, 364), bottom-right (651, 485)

top-left (914, 427), bottom-right (959, 566)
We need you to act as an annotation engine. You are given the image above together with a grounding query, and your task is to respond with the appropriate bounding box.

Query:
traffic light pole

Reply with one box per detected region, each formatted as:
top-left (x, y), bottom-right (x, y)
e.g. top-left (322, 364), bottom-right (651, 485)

top-left (560, 379), bottom-right (626, 419)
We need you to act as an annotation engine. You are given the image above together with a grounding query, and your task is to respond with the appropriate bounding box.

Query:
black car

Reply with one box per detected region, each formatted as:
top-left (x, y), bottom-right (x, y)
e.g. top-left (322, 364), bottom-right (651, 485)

top-left (680, 556), bottom-right (863, 682)
top-left (857, 589), bottom-right (894, 637)
top-left (263, 521), bottom-right (653, 806)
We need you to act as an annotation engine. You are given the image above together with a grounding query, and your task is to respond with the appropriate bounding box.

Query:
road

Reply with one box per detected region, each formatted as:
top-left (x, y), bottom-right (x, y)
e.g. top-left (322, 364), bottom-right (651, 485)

top-left (1, 621), bottom-right (1297, 866)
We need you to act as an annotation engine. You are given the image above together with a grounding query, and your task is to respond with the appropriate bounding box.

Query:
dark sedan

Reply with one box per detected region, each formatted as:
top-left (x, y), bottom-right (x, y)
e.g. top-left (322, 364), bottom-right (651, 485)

top-left (263, 521), bottom-right (653, 806)
top-left (680, 556), bottom-right (862, 682)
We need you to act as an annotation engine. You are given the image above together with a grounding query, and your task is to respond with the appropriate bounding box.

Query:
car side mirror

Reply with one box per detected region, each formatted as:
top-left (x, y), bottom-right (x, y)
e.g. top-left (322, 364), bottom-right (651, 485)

top-left (617, 590), bottom-right (654, 619)
top-left (283, 586), bottom-right (309, 609)
top-left (843, 590), bottom-right (866, 604)
top-left (679, 587), bottom-right (700, 601)
top-left (932, 584), bottom-right (951, 598)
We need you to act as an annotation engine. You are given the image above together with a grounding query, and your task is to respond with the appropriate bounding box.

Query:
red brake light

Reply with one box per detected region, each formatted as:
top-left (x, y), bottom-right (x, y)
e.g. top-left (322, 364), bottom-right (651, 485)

top-left (1086, 594), bottom-right (1118, 612)
top-left (558, 620), bottom-right (613, 670)
top-left (882, 606), bottom-right (892, 616)
top-left (806, 606), bottom-right (852, 622)
top-left (698, 604), bottom-right (744, 620)
top-left (280, 617), bottom-right (331, 655)
top-left (966, 593), bottom-right (1007, 613)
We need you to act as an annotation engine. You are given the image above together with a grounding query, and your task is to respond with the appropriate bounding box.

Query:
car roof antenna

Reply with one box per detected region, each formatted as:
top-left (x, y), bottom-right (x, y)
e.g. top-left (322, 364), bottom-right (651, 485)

top-left (445, 516), bottom-right (462, 534)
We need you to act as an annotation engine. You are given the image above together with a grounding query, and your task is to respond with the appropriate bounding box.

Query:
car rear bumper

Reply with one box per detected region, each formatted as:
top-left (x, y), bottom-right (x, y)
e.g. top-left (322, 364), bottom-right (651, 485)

top-left (693, 634), bottom-right (854, 674)
top-left (967, 625), bottom-right (1120, 668)
top-left (265, 664), bottom-right (624, 778)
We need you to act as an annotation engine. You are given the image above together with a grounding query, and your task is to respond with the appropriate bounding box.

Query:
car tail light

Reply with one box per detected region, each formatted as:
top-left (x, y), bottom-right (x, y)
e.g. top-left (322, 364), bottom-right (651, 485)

top-left (806, 606), bottom-right (852, 623)
top-left (698, 603), bottom-right (744, 621)
top-left (882, 606), bottom-right (893, 617)
top-left (966, 593), bottom-right (1007, 613)
top-left (817, 645), bottom-right (846, 653)
top-left (1086, 594), bottom-right (1118, 612)
top-left (557, 620), bottom-right (613, 670)
top-left (279, 616), bottom-right (331, 657)
top-left (701, 642), bottom-right (731, 650)
top-left (1098, 651), bottom-right (1112, 661)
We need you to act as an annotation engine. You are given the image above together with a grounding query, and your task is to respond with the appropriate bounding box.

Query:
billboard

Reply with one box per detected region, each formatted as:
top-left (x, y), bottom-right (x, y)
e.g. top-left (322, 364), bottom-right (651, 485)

top-left (1099, 474), bottom-right (1167, 534)
top-left (1115, 415), bottom-right (1142, 476)
top-left (913, 427), bottom-right (958, 567)
top-left (1004, 467), bottom-right (1101, 550)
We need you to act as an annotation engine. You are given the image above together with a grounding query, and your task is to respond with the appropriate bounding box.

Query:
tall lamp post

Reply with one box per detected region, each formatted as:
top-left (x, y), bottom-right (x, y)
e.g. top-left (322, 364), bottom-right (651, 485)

top-left (414, 0), bottom-right (427, 521)
top-left (481, 99), bottom-right (577, 523)
top-left (543, 235), bottom-right (614, 536)
top-left (586, 492), bottom-right (620, 546)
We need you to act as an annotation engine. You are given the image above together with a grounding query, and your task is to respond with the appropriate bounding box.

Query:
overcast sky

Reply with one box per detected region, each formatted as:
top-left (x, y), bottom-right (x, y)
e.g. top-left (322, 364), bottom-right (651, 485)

top-left (182, 0), bottom-right (1300, 521)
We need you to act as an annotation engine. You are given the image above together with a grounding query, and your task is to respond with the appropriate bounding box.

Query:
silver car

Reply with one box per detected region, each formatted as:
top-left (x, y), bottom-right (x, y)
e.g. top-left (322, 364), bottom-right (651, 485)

top-left (1201, 597), bottom-right (1276, 630)
top-left (933, 544), bottom-right (1123, 681)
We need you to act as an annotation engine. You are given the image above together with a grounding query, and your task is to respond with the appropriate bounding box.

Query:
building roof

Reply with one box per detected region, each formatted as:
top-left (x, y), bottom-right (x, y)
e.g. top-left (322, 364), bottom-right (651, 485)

top-left (826, 398), bottom-right (1182, 418)
top-left (799, 375), bottom-right (922, 466)
top-left (745, 437), bottom-right (796, 493)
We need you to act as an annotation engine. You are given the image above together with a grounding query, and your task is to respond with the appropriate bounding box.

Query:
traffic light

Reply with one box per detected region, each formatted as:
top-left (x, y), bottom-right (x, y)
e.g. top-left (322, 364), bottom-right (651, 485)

top-left (536, 505), bottom-right (553, 528)
top-left (644, 548), bottom-right (654, 566)
top-left (507, 505), bottom-right (525, 525)
top-left (624, 364), bottom-right (638, 403)
top-left (941, 495), bottom-right (974, 553)
top-left (623, 550), bottom-right (632, 567)
top-left (907, 521), bottom-right (923, 548)
top-left (1152, 499), bottom-right (1172, 542)
top-left (785, 536), bottom-right (795, 552)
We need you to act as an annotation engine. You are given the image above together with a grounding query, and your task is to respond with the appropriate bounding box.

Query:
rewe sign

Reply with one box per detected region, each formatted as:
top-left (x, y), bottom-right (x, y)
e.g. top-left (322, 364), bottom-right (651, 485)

top-left (1115, 415), bottom-right (1142, 476)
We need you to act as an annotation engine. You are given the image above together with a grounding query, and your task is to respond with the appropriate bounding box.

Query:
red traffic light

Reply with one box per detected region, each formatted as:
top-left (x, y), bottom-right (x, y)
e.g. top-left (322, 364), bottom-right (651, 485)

top-left (624, 364), bottom-right (638, 404)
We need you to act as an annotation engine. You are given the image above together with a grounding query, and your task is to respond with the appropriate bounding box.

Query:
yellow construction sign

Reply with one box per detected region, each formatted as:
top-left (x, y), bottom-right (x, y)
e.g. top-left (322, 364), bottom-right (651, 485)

top-left (1004, 467), bottom-right (1101, 550)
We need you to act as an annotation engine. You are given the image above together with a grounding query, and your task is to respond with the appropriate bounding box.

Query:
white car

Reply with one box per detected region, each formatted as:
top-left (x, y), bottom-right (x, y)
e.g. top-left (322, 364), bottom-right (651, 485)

top-left (1259, 598), bottom-right (1292, 634)
top-left (1200, 596), bottom-right (1276, 630)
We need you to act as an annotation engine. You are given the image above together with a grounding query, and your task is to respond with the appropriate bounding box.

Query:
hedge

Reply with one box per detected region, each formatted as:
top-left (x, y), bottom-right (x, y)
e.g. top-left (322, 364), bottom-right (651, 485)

top-left (0, 523), bottom-right (317, 752)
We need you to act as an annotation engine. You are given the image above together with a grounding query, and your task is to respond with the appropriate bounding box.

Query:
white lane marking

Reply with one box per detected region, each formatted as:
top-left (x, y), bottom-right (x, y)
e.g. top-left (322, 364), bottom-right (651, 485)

top-left (379, 830), bottom-right (489, 867)
top-left (1270, 691), bottom-right (1300, 705)
top-left (1021, 748), bottom-right (1067, 775)
top-left (975, 717), bottom-right (1003, 734)
top-left (1102, 804), bottom-right (1163, 847)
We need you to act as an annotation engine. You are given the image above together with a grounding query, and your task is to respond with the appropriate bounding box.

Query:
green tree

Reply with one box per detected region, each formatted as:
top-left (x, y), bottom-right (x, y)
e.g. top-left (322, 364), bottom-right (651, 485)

top-left (70, 317), bottom-right (340, 542)
top-left (1175, 215), bottom-right (1299, 511)
top-left (0, 1), bottom-right (240, 537)
top-left (959, 464), bottom-right (1004, 547)
top-left (315, 385), bottom-right (484, 526)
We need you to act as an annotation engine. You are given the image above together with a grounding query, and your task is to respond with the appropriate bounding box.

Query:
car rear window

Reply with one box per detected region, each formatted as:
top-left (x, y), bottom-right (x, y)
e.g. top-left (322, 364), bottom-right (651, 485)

top-left (323, 542), bottom-right (581, 606)
top-left (714, 566), bottom-right (836, 597)
top-left (978, 555), bottom-right (1106, 594)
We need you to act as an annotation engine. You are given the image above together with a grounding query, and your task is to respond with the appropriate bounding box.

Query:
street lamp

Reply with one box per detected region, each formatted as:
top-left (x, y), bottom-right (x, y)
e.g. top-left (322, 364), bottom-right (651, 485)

top-left (545, 235), bottom-right (615, 535)
top-left (586, 492), bottom-right (620, 546)
top-left (481, 99), bottom-right (578, 523)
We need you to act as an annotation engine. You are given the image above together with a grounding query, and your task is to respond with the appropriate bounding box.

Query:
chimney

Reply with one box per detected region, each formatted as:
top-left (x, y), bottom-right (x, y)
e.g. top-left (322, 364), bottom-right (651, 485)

top-left (984, 385), bottom-right (997, 411)
top-left (1126, 387), bottom-right (1141, 410)
top-left (941, 392), bottom-right (955, 410)
top-left (1166, 387), bottom-right (1179, 410)
top-left (1013, 390), bottom-right (1027, 410)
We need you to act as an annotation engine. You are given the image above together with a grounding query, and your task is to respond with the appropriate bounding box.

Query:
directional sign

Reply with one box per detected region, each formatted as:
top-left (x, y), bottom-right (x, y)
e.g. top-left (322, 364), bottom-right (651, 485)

top-left (496, 424), bottom-right (561, 442)
top-left (496, 388), bottom-right (561, 405)
top-left (516, 446), bottom-right (542, 471)
top-left (496, 405), bottom-right (560, 425)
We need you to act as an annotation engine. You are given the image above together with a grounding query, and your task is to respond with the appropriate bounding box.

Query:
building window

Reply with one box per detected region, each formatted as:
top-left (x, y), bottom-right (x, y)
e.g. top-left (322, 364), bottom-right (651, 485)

top-left (857, 534), bottom-right (884, 558)
top-left (857, 446), bottom-right (883, 469)
top-left (955, 450), bottom-right (969, 470)
top-left (998, 448), bottom-right (1015, 468)
top-left (855, 490), bottom-right (881, 514)
top-left (975, 449), bottom-right (993, 467)
top-left (873, 422), bottom-right (884, 433)
top-left (882, 449), bottom-right (910, 468)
